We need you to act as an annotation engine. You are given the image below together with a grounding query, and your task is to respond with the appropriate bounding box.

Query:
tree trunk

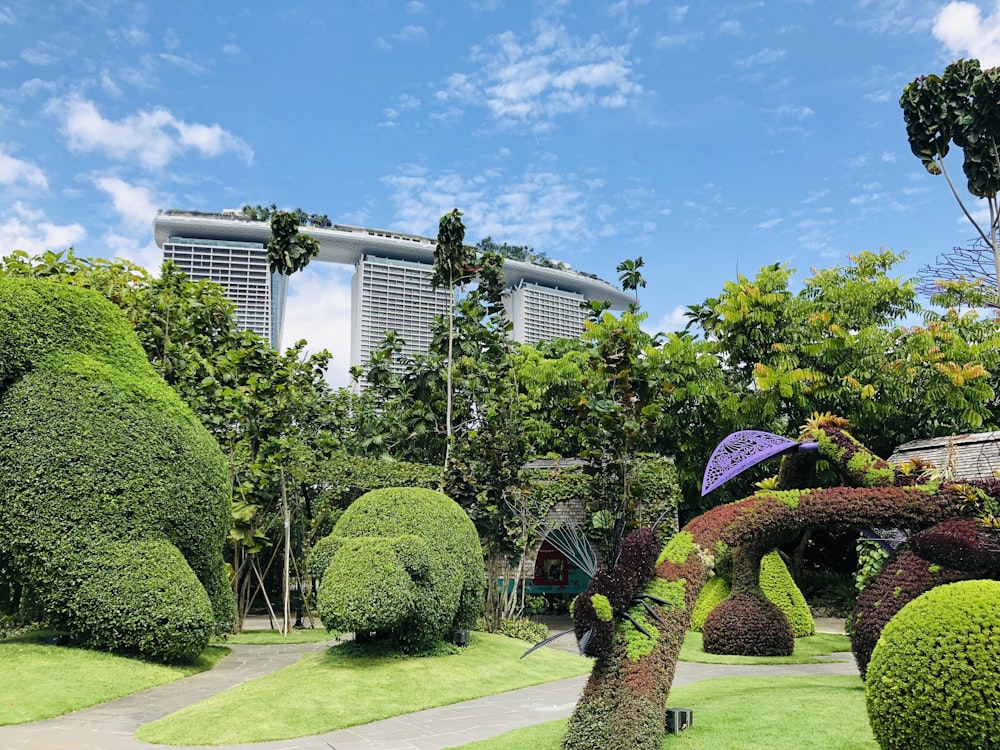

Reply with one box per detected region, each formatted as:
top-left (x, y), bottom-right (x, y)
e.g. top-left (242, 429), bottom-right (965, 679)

top-left (281, 470), bottom-right (291, 636)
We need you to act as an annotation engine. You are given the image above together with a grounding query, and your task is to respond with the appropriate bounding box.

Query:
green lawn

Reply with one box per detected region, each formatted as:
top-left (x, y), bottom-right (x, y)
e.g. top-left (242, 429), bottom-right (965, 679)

top-left (0, 632), bottom-right (228, 725)
top-left (452, 675), bottom-right (878, 750)
top-left (137, 632), bottom-right (593, 745)
top-left (679, 631), bottom-right (852, 664)
top-left (214, 628), bottom-right (341, 645)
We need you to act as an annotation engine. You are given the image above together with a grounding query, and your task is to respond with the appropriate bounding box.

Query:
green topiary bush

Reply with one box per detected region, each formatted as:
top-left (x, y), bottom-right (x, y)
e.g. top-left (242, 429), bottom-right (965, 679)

top-left (0, 278), bottom-right (233, 661)
top-left (690, 550), bottom-right (814, 636)
top-left (64, 539), bottom-right (215, 662)
top-left (314, 487), bottom-right (484, 651)
top-left (866, 580), bottom-right (1000, 750)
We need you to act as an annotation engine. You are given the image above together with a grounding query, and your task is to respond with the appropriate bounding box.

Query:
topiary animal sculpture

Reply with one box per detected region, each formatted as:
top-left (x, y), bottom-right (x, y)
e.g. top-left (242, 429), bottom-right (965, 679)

top-left (310, 487), bottom-right (485, 651)
top-left (562, 416), bottom-right (999, 750)
top-left (0, 277), bottom-right (234, 662)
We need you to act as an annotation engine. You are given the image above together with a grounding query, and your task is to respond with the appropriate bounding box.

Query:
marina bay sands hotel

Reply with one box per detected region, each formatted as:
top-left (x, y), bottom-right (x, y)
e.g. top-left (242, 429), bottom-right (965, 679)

top-left (153, 210), bottom-right (632, 374)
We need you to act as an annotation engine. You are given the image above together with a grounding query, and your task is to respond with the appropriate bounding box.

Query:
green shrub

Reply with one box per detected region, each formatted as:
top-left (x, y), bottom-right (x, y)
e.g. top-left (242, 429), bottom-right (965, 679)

top-left (526, 595), bottom-right (548, 615)
top-left (691, 550), bottom-right (814, 637)
top-left (0, 278), bottom-right (233, 661)
top-left (315, 487), bottom-right (484, 651)
top-left (866, 580), bottom-right (1000, 750)
top-left (497, 617), bottom-right (549, 643)
top-left (66, 539), bottom-right (214, 662)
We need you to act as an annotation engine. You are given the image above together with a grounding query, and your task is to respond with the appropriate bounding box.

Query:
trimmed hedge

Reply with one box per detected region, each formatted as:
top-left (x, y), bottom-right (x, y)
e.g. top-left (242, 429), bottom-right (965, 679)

top-left (866, 580), bottom-right (1000, 750)
top-left (0, 277), bottom-right (233, 661)
top-left (690, 550), bottom-right (814, 637)
top-left (315, 487), bottom-right (484, 650)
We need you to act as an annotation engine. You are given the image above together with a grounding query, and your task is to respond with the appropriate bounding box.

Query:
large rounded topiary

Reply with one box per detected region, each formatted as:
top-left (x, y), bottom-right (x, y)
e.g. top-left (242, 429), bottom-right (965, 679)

top-left (866, 579), bottom-right (1000, 750)
top-left (315, 487), bottom-right (485, 650)
top-left (0, 278), bottom-right (233, 661)
top-left (691, 549), bottom-right (814, 637)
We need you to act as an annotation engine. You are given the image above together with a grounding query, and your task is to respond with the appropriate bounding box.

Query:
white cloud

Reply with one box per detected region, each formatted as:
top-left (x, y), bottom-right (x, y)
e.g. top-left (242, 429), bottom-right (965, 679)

top-left (101, 231), bottom-right (162, 270)
top-left (719, 20), bottom-right (743, 35)
top-left (395, 24), bottom-right (429, 43)
top-left (406, 1), bottom-right (426, 13)
top-left (652, 31), bottom-right (702, 47)
top-left (46, 96), bottom-right (253, 169)
top-left (864, 89), bottom-right (892, 103)
top-left (802, 189), bottom-right (830, 204)
top-left (643, 305), bottom-right (690, 334)
top-left (667, 5), bottom-right (689, 23)
top-left (0, 203), bottom-right (86, 254)
top-left (435, 20), bottom-right (642, 127)
top-left (0, 149), bottom-right (47, 189)
top-left (774, 104), bottom-right (814, 118)
top-left (222, 43), bottom-right (241, 56)
top-left (736, 48), bottom-right (787, 68)
top-left (757, 218), bottom-right (783, 230)
top-left (21, 47), bottom-right (57, 65)
top-left (0, 8), bottom-right (14, 23)
top-left (381, 164), bottom-right (604, 255)
top-left (282, 264), bottom-right (355, 388)
top-left (94, 176), bottom-right (159, 233)
top-left (934, 1), bottom-right (1000, 66)
top-left (159, 52), bottom-right (209, 76)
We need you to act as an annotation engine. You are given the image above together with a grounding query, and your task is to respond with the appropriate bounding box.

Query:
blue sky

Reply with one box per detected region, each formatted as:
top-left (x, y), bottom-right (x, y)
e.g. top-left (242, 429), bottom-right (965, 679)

top-left (2, 1), bottom-right (998, 386)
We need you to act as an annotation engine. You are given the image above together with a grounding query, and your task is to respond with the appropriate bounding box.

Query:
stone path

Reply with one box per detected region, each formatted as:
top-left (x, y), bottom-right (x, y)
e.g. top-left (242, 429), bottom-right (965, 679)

top-left (0, 620), bottom-right (854, 750)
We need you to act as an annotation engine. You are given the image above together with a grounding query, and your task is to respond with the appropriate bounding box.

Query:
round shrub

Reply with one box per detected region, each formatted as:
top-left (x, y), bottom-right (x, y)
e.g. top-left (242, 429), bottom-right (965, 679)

top-left (315, 487), bottom-right (484, 650)
top-left (866, 580), bottom-right (1000, 750)
top-left (0, 278), bottom-right (233, 660)
top-left (702, 591), bottom-right (794, 656)
top-left (66, 539), bottom-right (215, 662)
top-left (849, 549), bottom-right (980, 678)
top-left (690, 550), bottom-right (814, 636)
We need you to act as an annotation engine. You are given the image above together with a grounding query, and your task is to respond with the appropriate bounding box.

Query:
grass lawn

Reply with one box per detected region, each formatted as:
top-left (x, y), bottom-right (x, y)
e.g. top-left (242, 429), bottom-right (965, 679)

top-left (679, 631), bottom-right (852, 664)
top-left (214, 628), bottom-right (341, 645)
top-left (137, 632), bottom-right (593, 745)
top-left (451, 675), bottom-right (878, 750)
top-left (0, 632), bottom-right (228, 725)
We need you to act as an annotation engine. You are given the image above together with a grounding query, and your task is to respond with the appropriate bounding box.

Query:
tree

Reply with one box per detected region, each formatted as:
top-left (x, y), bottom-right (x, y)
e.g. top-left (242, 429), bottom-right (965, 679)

top-left (616, 256), bottom-right (646, 304)
top-left (684, 250), bottom-right (999, 461)
top-left (900, 59), bottom-right (1000, 301)
top-left (267, 211), bottom-right (319, 276)
top-left (575, 309), bottom-right (668, 562)
top-left (431, 209), bottom-right (477, 464)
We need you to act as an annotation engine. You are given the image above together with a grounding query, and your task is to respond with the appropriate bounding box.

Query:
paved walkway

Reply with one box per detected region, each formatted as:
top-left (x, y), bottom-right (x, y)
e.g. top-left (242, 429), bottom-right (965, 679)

top-left (0, 620), bottom-right (853, 750)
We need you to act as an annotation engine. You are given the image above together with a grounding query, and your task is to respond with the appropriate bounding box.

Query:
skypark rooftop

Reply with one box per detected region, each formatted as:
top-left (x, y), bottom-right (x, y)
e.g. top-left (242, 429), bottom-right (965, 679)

top-left (154, 210), bottom-right (633, 308)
